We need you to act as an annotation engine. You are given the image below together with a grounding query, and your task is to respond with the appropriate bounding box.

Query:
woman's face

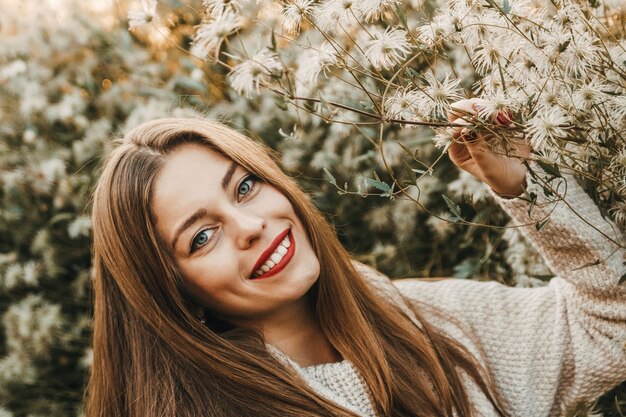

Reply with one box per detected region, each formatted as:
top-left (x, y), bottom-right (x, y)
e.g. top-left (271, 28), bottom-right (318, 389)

top-left (152, 142), bottom-right (320, 324)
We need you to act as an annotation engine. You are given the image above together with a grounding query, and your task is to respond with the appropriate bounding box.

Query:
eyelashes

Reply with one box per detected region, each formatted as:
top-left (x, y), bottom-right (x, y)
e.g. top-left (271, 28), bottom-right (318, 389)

top-left (189, 174), bottom-right (260, 254)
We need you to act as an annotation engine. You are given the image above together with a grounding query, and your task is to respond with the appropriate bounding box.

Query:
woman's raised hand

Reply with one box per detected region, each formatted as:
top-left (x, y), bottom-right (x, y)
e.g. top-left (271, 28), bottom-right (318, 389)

top-left (447, 98), bottom-right (531, 198)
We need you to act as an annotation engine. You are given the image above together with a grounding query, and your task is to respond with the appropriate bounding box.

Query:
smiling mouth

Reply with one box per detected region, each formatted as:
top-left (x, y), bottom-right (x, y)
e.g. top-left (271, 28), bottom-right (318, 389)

top-left (250, 229), bottom-right (296, 280)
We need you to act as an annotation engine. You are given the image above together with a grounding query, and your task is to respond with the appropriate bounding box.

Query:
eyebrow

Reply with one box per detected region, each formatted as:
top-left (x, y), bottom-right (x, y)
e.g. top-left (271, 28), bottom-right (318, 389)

top-left (170, 161), bottom-right (239, 251)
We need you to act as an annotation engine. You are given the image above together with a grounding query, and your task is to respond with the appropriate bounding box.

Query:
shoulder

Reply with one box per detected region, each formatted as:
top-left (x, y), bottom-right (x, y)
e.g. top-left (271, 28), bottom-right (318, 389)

top-left (351, 260), bottom-right (423, 328)
top-left (351, 260), bottom-right (397, 297)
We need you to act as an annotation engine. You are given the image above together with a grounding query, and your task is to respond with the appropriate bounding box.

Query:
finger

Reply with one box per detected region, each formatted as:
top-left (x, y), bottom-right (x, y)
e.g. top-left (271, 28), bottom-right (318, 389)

top-left (448, 99), bottom-right (476, 123)
top-left (510, 138), bottom-right (532, 159)
top-left (453, 128), bottom-right (497, 165)
top-left (448, 141), bottom-right (473, 167)
top-left (448, 98), bottom-right (492, 122)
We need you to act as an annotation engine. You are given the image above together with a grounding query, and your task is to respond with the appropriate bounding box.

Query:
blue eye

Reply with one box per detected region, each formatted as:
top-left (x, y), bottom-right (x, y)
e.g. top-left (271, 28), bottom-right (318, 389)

top-left (237, 175), bottom-right (258, 199)
top-left (190, 228), bottom-right (215, 253)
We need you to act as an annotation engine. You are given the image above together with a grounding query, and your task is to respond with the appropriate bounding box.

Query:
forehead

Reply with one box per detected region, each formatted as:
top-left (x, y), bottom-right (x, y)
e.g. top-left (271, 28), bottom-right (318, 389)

top-left (152, 142), bottom-right (231, 229)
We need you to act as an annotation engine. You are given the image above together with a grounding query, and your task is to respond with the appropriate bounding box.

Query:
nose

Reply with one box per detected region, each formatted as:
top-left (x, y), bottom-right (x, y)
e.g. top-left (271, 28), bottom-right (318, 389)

top-left (229, 208), bottom-right (265, 250)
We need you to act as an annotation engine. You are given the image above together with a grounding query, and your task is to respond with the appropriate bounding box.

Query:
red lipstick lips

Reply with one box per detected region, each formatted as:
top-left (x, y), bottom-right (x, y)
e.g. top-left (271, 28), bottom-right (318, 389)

top-left (249, 228), bottom-right (295, 280)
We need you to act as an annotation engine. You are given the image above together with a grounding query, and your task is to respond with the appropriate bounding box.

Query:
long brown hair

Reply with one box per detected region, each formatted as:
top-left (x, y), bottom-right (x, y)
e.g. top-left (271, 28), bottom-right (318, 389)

top-left (86, 117), bottom-right (508, 417)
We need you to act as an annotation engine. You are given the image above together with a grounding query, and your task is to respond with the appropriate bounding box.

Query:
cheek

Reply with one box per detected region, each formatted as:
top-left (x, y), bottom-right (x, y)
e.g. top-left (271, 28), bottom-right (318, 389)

top-left (179, 253), bottom-right (239, 305)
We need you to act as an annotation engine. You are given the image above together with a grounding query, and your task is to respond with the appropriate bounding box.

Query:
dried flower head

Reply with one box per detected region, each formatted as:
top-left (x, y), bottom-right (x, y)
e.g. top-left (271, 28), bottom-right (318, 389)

top-left (363, 27), bottom-right (412, 70)
top-left (314, 0), bottom-right (362, 34)
top-left (228, 50), bottom-right (283, 97)
top-left (282, 0), bottom-right (315, 34)
top-left (358, 0), bottom-right (401, 22)
top-left (193, 9), bottom-right (243, 57)
top-left (525, 107), bottom-right (569, 150)
top-left (128, 0), bottom-right (158, 30)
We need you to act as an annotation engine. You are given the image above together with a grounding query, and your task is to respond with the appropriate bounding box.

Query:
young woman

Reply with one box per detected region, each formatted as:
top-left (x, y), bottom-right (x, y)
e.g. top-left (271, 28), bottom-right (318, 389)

top-left (85, 99), bottom-right (626, 417)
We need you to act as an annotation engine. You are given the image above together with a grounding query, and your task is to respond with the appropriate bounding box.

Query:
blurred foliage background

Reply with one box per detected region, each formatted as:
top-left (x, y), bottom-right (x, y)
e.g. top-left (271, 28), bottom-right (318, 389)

top-left (0, 0), bottom-right (622, 415)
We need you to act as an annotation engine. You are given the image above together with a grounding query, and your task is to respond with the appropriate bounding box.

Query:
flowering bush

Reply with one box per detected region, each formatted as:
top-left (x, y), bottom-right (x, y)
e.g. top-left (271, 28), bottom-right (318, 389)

top-left (0, 0), bottom-right (623, 415)
top-left (136, 0), bottom-right (626, 240)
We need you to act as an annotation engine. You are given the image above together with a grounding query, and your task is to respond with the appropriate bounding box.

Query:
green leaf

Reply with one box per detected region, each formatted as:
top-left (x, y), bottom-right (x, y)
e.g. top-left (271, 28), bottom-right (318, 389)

top-left (535, 217), bottom-right (551, 231)
top-left (453, 258), bottom-right (481, 279)
top-left (412, 168), bottom-right (433, 176)
top-left (395, 4), bottom-right (408, 27)
top-left (619, 272), bottom-right (626, 285)
top-left (402, 160), bottom-right (417, 184)
top-left (558, 40), bottom-right (570, 53)
top-left (364, 178), bottom-right (391, 194)
top-left (275, 99), bottom-right (288, 111)
top-left (270, 29), bottom-right (277, 51)
top-left (572, 259), bottom-right (601, 271)
top-left (502, 0), bottom-right (511, 14)
top-left (396, 142), bottom-right (414, 158)
top-left (442, 194), bottom-right (463, 222)
top-left (527, 192), bottom-right (537, 217)
top-left (323, 168), bottom-right (337, 186)
top-left (537, 160), bottom-right (561, 178)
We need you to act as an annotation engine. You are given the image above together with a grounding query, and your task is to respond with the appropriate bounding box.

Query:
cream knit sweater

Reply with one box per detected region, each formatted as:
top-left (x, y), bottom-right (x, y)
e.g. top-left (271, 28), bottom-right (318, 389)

top-left (272, 167), bottom-right (626, 417)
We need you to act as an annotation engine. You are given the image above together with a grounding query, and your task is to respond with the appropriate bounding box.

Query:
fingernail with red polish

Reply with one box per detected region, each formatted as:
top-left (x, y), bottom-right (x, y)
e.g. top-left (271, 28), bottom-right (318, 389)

top-left (495, 110), bottom-right (512, 126)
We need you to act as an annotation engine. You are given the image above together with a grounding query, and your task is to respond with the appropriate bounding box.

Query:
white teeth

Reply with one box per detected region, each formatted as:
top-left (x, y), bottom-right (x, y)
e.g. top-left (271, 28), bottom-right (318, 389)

top-left (252, 233), bottom-right (293, 278)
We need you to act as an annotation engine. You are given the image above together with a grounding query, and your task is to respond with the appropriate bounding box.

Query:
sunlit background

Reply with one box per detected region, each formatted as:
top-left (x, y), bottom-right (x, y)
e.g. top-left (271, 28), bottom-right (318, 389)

top-left (0, 0), bottom-right (624, 415)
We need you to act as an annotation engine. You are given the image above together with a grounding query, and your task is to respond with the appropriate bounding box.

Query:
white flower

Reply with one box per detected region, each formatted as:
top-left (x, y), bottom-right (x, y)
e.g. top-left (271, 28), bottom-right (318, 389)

top-left (417, 15), bottom-right (454, 47)
top-left (571, 78), bottom-right (605, 111)
top-left (610, 95), bottom-right (626, 123)
top-left (358, 0), bottom-right (401, 22)
top-left (45, 90), bottom-right (86, 122)
top-left (203, 0), bottom-right (241, 15)
top-left (3, 295), bottom-right (63, 359)
top-left (296, 42), bottom-right (339, 86)
top-left (0, 407), bottom-right (14, 417)
top-left (193, 9), bottom-right (243, 58)
top-left (128, 0), bottom-right (158, 30)
top-left (392, 198), bottom-right (418, 241)
top-left (19, 82), bottom-right (47, 117)
top-left (609, 201), bottom-right (626, 227)
top-left (366, 206), bottom-right (393, 231)
top-left (448, 170), bottom-right (490, 204)
top-left (3, 264), bottom-right (21, 290)
top-left (3, 262), bottom-right (39, 289)
top-left (68, 215), bottom-right (92, 239)
top-left (21, 261), bottom-right (38, 286)
top-left (385, 88), bottom-right (426, 121)
top-left (559, 30), bottom-right (602, 77)
top-left (471, 94), bottom-right (515, 122)
top-left (80, 348), bottom-right (94, 369)
top-left (525, 107), bottom-right (569, 150)
top-left (314, 0), bottom-right (362, 34)
top-left (38, 158), bottom-right (66, 184)
top-left (458, 10), bottom-right (500, 50)
top-left (0, 60), bottom-right (27, 81)
top-left (282, 0), bottom-right (315, 34)
top-left (426, 213), bottom-right (455, 238)
top-left (228, 50), bottom-right (283, 97)
top-left (0, 352), bottom-right (36, 386)
top-left (433, 127), bottom-right (455, 148)
top-left (363, 27), bottom-right (411, 70)
top-left (422, 73), bottom-right (463, 118)
top-left (471, 35), bottom-right (507, 75)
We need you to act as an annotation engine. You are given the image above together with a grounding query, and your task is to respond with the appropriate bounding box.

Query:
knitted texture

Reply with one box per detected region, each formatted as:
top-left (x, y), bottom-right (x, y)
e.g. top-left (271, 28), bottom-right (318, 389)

top-left (273, 166), bottom-right (626, 417)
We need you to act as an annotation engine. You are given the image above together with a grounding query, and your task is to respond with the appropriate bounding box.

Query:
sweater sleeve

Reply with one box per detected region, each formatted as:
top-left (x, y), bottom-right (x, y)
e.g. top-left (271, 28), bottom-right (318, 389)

top-left (372, 166), bottom-right (626, 416)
